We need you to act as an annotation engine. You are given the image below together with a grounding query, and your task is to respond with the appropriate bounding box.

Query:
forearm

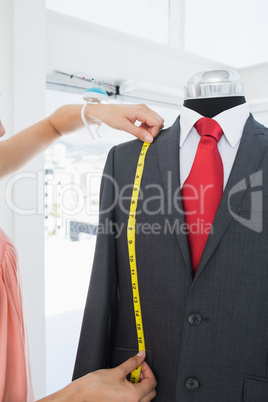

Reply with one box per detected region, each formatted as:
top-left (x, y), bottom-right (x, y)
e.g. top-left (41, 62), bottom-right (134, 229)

top-left (36, 385), bottom-right (70, 402)
top-left (36, 381), bottom-right (88, 402)
top-left (48, 104), bottom-right (101, 135)
top-left (0, 104), bottom-right (98, 179)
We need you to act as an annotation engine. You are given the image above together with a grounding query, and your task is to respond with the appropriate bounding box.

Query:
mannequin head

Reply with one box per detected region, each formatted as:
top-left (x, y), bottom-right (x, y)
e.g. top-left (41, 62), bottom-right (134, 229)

top-left (183, 69), bottom-right (246, 117)
top-left (184, 69), bottom-right (245, 100)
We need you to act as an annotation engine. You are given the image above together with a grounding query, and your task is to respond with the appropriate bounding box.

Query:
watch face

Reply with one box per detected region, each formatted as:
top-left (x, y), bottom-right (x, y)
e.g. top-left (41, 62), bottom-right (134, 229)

top-left (0, 119), bottom-right (6, 137)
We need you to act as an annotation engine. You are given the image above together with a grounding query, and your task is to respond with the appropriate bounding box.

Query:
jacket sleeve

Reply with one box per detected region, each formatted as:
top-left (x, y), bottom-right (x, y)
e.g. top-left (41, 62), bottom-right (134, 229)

top-left (72, 146), bottom-right (118, 380)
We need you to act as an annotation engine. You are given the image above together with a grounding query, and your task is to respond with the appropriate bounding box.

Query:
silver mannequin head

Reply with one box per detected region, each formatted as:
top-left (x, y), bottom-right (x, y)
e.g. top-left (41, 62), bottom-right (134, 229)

top-left (184, 69), bottom-right (245, 100)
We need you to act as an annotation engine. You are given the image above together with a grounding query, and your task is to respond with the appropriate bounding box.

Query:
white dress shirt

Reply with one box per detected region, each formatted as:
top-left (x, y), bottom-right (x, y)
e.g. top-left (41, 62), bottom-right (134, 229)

top-left (179, 102), bottom-right (250, 189)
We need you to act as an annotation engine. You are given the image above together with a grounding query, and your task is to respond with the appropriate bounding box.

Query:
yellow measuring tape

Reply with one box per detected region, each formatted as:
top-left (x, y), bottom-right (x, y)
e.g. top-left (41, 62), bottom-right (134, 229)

top-left (127, 142), bottom-right (150, 383)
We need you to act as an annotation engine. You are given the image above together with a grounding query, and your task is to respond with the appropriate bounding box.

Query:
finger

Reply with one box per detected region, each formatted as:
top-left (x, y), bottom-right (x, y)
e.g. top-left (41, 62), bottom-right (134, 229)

top-left (117, 351), bottom-right (146, 378)
top-left (134, 108), bottom-right (164, 128)
top-left (140, 389), bottom-right (157, 402)
top-left (135, 362), bottom-right (157, 397)
top-left (135, 376), bottom-right (157, 399)
top-left (139, 122), bottom-right (164, 138)
top-left (137, 120), bottom-right (164, 140)
top-left (137, 104), bottom-right (164, 123)
top-left (138, 104), bottom-right (164, 123)
top-left (121, 119), bottom-right (155, 143)
top-left (139, 371), bottom-right (145, 381)
top-left (140, 361), bottom-right (156, 381)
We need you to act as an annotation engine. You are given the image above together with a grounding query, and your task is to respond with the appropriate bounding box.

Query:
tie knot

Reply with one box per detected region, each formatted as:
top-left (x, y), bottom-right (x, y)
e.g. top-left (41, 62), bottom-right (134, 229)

top-left (194, 117), bottom-right (223, 143)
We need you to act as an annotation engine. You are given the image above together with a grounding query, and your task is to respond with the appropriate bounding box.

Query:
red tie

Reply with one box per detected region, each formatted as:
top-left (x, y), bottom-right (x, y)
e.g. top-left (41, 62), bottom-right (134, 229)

top-left (182, 117), bottom-right (223, 274)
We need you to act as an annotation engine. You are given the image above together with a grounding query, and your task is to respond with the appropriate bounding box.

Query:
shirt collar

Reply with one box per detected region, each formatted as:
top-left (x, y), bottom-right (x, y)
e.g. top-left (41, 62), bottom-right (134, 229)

top-left (180, 101), bottom-right (250, 148)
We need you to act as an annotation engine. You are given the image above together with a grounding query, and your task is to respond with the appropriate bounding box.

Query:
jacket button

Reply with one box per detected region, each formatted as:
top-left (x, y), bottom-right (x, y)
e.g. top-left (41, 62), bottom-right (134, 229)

top-left (185, 377), bottom-right (199, 391)
top-left (188, 312), bottom-right (202, 326)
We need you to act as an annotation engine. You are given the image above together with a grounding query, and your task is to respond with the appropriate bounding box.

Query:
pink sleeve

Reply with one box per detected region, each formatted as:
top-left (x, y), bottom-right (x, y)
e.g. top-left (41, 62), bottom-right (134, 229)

top-left (0, 229), bottom-right (34, 402)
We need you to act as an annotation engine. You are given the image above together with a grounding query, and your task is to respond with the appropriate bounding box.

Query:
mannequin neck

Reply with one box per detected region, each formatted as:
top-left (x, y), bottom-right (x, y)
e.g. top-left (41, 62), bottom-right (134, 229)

top-left (183, 96), bottom-right (246, 118)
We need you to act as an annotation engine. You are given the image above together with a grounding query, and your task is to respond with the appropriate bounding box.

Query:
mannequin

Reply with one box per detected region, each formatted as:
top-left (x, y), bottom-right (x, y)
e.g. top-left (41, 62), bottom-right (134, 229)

top-left (182, 69), bottom-right (246, 117)
top-left (74, 69), bottom-right (268, 402)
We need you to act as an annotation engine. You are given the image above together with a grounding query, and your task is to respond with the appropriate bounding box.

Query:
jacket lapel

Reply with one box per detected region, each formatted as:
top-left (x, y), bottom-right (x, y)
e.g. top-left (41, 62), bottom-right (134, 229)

top-left (156, 116), bottom-right (193, 277)
top-left (195, 114), bottom-right (268, 280)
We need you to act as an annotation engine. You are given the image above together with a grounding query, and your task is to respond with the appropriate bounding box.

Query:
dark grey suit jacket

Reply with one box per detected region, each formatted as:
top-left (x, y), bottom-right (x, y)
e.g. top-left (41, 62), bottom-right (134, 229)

top-left (73, 114), bottom-right (268, 401)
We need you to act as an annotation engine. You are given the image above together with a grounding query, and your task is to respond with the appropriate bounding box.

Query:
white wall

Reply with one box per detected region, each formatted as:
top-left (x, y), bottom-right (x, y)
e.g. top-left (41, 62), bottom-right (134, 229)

top-left (239, 63), bottom-right (268, 102)
top-left (0, 0), bottom-right (47, 398)
top-left (46, 10), bottom-right (268, 114)
top-left (46, 10), bottom-right (219, 92)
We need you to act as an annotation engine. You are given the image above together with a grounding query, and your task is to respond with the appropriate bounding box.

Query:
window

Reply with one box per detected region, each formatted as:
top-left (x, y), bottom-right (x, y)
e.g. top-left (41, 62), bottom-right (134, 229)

top-left (46, 0), bottom-right (170, 45)
top-left (45, 85), bottom-right (178, 394)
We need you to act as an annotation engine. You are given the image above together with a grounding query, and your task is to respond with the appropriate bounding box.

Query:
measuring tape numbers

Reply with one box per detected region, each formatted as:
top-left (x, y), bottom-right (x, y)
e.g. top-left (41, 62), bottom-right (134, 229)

top-left (127, 142), bottom-right (150, 383)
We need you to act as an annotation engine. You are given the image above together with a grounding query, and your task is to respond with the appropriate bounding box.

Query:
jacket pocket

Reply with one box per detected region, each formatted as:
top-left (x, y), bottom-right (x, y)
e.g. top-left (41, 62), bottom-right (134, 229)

top-left (244, 374), bottom-right (268, 401)
top-left (109, 347), bottom-right (153, 370)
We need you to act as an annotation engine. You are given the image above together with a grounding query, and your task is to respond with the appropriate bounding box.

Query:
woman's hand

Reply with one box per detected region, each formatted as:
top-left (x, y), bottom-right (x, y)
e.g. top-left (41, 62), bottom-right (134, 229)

top-left (0, 103), bottom-right (164, 179)
top-left (86, 103), bottom-right (164, 143)
top-left (37, 351), bottom-right (157, 402)
top-left (73, 351), bottom-right (157, 402)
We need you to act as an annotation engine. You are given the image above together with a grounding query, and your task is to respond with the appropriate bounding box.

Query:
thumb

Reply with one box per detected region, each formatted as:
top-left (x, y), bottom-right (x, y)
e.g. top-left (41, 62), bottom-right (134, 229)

top-left (117, 351), bottom-right (146, 378)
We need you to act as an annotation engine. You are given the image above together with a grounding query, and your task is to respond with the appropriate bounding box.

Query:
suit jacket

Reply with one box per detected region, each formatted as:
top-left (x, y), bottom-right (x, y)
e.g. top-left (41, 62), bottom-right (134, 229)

top-left (73, 114), bottom-right (268, 402)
